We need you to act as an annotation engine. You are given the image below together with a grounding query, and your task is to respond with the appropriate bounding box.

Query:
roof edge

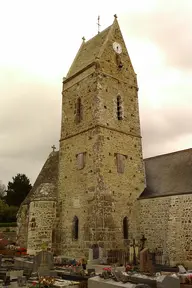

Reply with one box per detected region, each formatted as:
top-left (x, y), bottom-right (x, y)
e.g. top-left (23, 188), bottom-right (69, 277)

top-left (144, 147), bottom-right (192, 161)
top-left (138, 190), bottom-right (192, 200)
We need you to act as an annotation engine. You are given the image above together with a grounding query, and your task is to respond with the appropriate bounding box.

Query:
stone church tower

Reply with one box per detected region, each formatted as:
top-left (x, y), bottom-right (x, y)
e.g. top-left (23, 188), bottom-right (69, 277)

top-left (57, 17), bottom-right (145, 257)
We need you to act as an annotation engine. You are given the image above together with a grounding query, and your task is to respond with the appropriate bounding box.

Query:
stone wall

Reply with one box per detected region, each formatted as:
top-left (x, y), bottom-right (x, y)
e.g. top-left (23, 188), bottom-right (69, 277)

top-left (57, 20), bottom-right (146, 258)
top-left (138, 194), bottom-right (192, 267)
top-left (27, 200), bottom-right (56, 255)
top-left (16, 204), bottom-right (29, 248)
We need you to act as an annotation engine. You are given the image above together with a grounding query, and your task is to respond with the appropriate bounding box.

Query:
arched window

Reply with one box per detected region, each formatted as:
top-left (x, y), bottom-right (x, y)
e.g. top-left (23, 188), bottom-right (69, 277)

top-left (123, 216), bottom-right (128, 239)
top-left (76, 97), bottom-right (82, 123)
top-left (117, 96), bottom-right (123, 120)
top-left (72, 216), bottom-right (79, 240)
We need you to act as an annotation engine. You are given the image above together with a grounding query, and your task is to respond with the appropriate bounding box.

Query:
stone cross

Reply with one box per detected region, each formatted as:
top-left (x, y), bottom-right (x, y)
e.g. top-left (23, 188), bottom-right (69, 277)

top-left (51, 145), bottom-right (56, 152)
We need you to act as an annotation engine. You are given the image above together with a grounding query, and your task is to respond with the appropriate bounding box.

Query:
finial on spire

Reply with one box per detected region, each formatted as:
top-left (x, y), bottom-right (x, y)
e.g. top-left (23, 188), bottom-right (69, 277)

top-left (51, 145), bottom-right (56, 152)
top-left (114, 14), bottom-right (118, 19)
top-left (82, 36), bottom-right (85, 42)
top-left (97, 15), bottom-right (101, 34)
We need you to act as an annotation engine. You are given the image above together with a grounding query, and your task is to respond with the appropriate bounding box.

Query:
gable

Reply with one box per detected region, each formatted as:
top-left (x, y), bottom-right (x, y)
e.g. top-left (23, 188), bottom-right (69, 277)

top-left (66, 26), bottom-right (111, 78)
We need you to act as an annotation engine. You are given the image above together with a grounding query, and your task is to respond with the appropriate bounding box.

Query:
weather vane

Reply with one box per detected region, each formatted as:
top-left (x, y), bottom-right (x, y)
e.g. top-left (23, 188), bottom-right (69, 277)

top-left (97, 16), bottom-right (101, 34)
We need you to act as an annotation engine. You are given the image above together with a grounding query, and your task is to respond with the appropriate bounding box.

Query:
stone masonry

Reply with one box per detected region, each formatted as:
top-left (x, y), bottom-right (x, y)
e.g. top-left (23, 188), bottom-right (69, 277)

top-left (57, 18), bottom-right (145, 257)
top-left (17, 17), bottom-right (192, 266)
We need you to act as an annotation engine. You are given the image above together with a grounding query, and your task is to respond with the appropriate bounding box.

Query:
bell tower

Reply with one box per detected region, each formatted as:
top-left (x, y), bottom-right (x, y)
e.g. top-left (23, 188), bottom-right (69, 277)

top-left (57, 16), bottom-right (145, 257)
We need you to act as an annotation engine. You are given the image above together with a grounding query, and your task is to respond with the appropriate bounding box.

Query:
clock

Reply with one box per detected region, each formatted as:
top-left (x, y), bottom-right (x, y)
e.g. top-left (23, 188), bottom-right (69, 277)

top-left (113, 42), bottom-right (122, 54)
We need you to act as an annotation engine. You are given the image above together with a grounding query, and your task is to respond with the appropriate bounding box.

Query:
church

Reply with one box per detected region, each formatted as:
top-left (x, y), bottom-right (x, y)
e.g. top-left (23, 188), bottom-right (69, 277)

top-left (17, 16), bottom-right (192, 267)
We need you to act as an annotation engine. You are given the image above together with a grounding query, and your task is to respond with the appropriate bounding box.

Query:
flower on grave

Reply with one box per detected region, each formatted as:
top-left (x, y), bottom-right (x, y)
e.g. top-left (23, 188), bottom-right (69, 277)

top-left (103, 267), bottom-right (111, 271)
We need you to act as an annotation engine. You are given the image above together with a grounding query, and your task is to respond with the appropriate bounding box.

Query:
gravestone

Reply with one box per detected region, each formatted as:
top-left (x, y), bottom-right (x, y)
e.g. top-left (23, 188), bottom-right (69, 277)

top-left (140, 248), bottom-right (154, 274)
top-left (157, 275), bottom-right (180, 288)
top-left (140, 248), bottom-right (149, 272)
top-left (178, 265), bottom-right (187, 274)
top-left (33, 250), bottom-right (55, 276)
top-left (18, 276), bottom-right (27, 287)
top-left (92, 244), bottom-right (99, 259)
top-left (99, 247), bottom-right (103, 260)
top-left (88, 248), bottom-right (93, 261)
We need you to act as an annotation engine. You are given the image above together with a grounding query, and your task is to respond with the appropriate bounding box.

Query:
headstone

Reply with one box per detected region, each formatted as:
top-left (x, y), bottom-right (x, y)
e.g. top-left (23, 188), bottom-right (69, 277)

top-left (89, 248), bottom-right (93, 261)
top-left (33, 250), bottom-right (54, 276)
top-left (99, 247), bottom-right (103, 260)
top-left (129, 245), bottom-right (134, 263)
top-left (18, 276), bottom-right (26, 287)
top-left (157, 275), bottom-right (180, 288)
top-left (140, 248), bottom-right (148, 272)
top-left (178, 265), bottom-right (187, 274)
top-left (33, 250), bottom-right (54, 272)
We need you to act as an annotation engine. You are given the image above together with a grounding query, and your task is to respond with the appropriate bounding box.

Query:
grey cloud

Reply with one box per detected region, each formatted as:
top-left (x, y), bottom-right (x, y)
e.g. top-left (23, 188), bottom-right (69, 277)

top-left (140, 105), bottom-right (192, 158)
top-left (0, 70), bottom-right (61, 185)
top-left (121, 5), bottom-right (192, 70)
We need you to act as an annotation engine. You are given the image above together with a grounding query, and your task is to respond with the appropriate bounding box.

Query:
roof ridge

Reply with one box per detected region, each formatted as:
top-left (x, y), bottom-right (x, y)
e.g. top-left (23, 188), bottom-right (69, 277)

top-left (84, 24), bottom-right (112, 46)
top-left (144, 147), bottom-right (192, 161)
top-left (66, 40), bottom-right (85, 78)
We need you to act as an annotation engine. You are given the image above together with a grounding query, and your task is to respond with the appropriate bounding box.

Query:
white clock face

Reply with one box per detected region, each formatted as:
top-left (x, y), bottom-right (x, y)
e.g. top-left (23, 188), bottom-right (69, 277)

top-left (113, 42), bottom-right (122, 54)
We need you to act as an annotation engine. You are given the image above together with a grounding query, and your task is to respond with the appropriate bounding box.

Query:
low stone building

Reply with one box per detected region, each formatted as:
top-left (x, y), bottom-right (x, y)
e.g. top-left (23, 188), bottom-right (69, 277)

top-left (17, 151), bottom-right (59, 254)
top-left (17, 16), bottom-right (192, 266)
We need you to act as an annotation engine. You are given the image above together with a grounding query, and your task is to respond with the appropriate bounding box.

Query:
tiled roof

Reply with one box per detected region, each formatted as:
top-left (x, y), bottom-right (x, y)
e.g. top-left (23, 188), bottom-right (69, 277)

top-left (22, 151), bottom-right (59, 205)
top-left (140, 148), bottom-right (192, 198)
top-left (66, 25), bottom-right (112, 78)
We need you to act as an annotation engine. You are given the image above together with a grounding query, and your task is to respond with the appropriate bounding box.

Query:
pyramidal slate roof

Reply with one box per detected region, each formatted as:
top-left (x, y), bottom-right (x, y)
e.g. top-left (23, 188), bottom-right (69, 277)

top-left (66, 22), bottom-right (114, 78)
top-left (140, 148), bottom-right (192, 199)
top-left (22, 151), bottom-right (59, 205)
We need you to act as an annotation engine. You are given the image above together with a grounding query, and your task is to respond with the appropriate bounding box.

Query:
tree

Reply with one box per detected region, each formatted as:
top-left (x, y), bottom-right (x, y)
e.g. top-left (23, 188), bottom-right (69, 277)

top-left (5, 174), bottom-right (32, 207)
top-left (0, 181), bottom-right (6, 199)
top-left (0, 199), bottom-right (7, 222)
top-left (0, 199), bottom-right (18, 222)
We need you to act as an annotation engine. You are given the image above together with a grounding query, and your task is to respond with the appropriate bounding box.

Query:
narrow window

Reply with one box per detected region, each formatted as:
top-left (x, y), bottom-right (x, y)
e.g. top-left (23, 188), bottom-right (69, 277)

top-left (117, 96), bottom-right (123, 120)
top-left (52, 229), bottom-right (56, 243)
top-left (76, 97), bottom-right (82, 123)
top-left (116, 54), bottom-right (123, 68)
top-left (116, 153), bottom-right (126, 173)
top-left (72, 216), bottom-right (79, 240)
top-left (123, 217), bottom-right (128, 239)
top-left (76, 152), bottom-right (85, 170)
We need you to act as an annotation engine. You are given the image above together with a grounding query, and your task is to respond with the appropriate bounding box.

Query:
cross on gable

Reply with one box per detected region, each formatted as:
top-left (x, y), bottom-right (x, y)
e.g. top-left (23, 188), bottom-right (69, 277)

top-left (51, 145), bottom-right (56, 152)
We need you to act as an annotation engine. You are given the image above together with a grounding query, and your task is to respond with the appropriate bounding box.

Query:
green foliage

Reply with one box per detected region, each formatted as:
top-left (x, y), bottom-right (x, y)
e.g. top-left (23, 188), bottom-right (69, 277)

top-left (5, 173), bottom-right (32, 207)
top-left (0, 199), bottom-right (18, 223)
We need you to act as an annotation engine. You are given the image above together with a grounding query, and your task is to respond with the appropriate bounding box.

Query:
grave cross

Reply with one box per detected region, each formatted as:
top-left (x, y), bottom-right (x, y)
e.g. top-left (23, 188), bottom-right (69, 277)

top-left (51, 145), bottom-right (56, 152)
top-left (140, 234), bottom-right (147, 251)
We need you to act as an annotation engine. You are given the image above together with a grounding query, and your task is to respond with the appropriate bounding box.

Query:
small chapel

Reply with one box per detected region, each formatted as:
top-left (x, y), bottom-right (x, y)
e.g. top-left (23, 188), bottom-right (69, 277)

top-left (17, 16), bottom-right (192, 267)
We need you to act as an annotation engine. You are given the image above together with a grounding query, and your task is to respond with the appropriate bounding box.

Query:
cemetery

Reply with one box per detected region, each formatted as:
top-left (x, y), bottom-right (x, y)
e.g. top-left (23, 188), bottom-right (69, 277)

top-left (1, 12), bottom-right (192, 288)
top-left (1, 239), bottom-right (192, 288)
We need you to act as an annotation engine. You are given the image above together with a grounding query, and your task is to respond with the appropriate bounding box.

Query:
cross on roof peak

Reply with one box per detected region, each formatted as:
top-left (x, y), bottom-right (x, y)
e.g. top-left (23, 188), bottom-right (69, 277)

top-left (51, 145), bottom-right (56, 152)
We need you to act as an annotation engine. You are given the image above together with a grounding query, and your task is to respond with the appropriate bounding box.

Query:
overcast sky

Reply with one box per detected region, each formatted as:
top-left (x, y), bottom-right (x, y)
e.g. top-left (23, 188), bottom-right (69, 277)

top-left (0, 0), bottom-right (192, 186)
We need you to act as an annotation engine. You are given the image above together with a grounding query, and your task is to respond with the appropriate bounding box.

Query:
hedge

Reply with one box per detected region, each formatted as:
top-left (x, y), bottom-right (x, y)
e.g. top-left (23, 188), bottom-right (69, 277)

top-left (0, 222), bottom-right (17, 227)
